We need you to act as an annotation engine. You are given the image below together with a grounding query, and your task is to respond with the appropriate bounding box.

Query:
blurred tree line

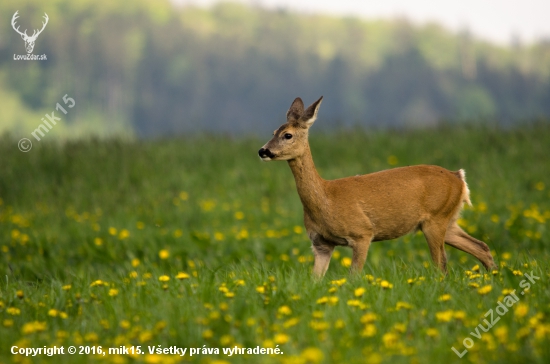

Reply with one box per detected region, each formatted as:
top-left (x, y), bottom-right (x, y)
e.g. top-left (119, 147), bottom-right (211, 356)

top-left (1, 0), bottom-right (549, 137)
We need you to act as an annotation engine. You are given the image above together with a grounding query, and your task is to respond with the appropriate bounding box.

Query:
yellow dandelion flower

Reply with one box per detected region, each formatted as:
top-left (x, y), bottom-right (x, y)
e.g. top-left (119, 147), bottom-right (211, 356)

top-left (453, 310), bottom-right (467, 320)
top-left (436, 310), bottom-right (454, 322)
top-left (158, 250), bottom-right (169, 259)
top-left (309, 320), bottom-right (330, 331)
top-left (283, 317), bottom-right (300, 328)
top-left (109, 289), bottom-right (119, 296)
top-left (382, 332), bottom-right (399, 348)
top-left (120, 320), bottom-right (131, 329)
top-left (6, 307), bottom-right (21, 316)
top-left (301, 347), bottom-right (324, 362)
top-left (108, 227), bottom-right (117, 236)
top-left (396, 301), bottom-right (412, 310)
top-left (176, 272), bottom-right (190, 280)
top-left (85, 332), bottom-right (99, 342)
top-left (331, 278), bottom-right (347, 286)
top-left (158, 275), bottom-right (170, 282)
top-left (334, 319), bottom-right (345, 329)
top-left (438, 294), bottom-right (452, 302)
top-left (316, 296), bottom-right (328, 304)
top-left (220, 334), bottom-right (233, 346)
top-left (341, 257), bottom-right (352, 268)
top-left (516, 327), bottom-right (531, 339)
top-left (90, 280), bottom-right (105, 287)
top-left (48, 309), bottom-right (58, 317)
top-left (102, 319), bottom-right (111, 330)
top-left (139, 331), bottom-right (153, 343)
top-left (380, 280), bottom-right (393, 289)
top-left (274, 333), bottom-right (289, 344)
top-left (202, 329), bottom-right (214, 339)
top-left (360, 312), bottom-right (378, 323)
top-left (361, 324), bottom-right (377, 337)
top-left (514, 303), bottom-right (529, 319)
top-left (393, 323), bottom-right (407, 333)
top-left (347, 299), bottom-right (361, 307)
top-left (94, 237), bottom-right (103, 246)
top-left (21, 321), bottom-right (47, 335)
top-left (477, 285), bottom-right (492, 295)
top-left (312, 311), bottom-right (324, 319)
top-left (236, 228), bottom-right (249, 240)
top-left (16, 290), bottom-right (24, 299)
top-left (426, 328), bottom-right (439, 337)
top-left (234, 211), bottom-right (245, 220)
top-left (494, 326), bottom-right (508, 343)
top-left (354, 287), bottom-right (366, 297)
top-left (118, 229), bottom-right (130, 240)
top-left (278, 305), bottom-right (292, 316)
top-left (256, 286), bottom-right (265, 294)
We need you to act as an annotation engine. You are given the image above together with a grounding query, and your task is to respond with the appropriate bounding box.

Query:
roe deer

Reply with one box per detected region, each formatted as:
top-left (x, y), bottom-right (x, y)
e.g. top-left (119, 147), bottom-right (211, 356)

top-left (258, 96), bottom-right (496, 278)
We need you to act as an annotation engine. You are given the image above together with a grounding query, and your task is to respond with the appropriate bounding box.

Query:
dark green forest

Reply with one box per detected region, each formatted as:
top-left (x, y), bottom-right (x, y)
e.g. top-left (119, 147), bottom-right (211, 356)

top-left (1, 0), bottom-right (550, 137)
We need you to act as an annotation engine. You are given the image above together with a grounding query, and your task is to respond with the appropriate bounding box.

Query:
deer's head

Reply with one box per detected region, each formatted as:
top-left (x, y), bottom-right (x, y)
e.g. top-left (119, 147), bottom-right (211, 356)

top-left (11, 11), bottom-right (49, 54)
top-left (259, 96), bottom-right (323, 161)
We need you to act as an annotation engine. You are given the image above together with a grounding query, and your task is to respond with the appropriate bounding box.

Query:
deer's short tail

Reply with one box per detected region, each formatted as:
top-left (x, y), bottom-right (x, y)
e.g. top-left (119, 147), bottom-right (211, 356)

top-left (457, 169), bottom-right (472, 206)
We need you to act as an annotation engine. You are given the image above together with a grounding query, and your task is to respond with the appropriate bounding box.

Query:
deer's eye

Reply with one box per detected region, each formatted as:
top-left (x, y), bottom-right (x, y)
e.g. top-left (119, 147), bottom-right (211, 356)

top-left (284, 133), bottom-right (293, 140)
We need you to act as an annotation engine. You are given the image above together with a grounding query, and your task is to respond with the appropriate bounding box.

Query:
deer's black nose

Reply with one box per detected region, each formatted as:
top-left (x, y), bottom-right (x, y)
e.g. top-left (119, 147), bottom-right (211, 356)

top-left (258, 148), bottom-right (274, 159)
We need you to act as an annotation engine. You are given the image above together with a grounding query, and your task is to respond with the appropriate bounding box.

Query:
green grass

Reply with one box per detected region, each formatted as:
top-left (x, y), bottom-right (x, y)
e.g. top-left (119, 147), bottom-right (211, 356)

top-left (1, 124), bottom-right (549, 363)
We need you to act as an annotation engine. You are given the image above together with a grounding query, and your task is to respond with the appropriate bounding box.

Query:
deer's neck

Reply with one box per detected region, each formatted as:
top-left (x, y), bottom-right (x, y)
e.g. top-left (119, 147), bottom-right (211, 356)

top-left (288, 145), bottom-right (328, 216)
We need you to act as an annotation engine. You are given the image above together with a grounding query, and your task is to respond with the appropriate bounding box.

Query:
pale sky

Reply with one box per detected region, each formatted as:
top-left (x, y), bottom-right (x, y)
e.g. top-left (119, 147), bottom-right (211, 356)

top-left (177, 0), bottom-right (550, 45)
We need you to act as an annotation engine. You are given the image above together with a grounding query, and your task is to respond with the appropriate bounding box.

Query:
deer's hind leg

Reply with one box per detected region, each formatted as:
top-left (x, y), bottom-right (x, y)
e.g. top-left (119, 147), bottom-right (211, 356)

top-left (444, 222), bottom-right (496, 270)
top-left (421, 220), bottom-right (448, 273)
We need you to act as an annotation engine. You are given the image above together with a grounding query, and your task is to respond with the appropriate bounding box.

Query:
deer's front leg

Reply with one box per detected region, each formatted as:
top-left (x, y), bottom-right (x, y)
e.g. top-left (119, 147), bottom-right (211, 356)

top-left (350, 236), bottom-right (373, 275)
top-left (311, 234), bottom-right (335, 279)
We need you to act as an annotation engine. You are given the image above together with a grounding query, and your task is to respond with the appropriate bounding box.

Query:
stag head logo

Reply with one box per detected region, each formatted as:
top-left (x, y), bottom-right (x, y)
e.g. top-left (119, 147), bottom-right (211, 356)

top-left (11, 11), bottom-right (49, 54)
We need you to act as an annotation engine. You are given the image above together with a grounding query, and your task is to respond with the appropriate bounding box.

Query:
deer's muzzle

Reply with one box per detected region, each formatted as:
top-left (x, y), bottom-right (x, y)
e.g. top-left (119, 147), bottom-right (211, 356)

top-left (258, 148), bottom-right (275, 161)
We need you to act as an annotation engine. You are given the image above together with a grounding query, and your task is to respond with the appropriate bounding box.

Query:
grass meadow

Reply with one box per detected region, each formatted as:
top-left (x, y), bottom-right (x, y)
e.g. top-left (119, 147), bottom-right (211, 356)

top-left (1, 125), bottom-right (549, 363)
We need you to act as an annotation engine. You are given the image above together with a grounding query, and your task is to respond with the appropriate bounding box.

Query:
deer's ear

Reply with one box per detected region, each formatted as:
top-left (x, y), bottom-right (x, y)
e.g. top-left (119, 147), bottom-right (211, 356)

top-left (286, 97), bottom-right (304, 121)
top-left (300, 96), bottom-right (323, 127)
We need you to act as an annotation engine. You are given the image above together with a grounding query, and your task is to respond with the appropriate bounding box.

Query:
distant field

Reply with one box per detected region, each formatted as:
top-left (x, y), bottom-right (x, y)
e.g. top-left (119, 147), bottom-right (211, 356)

top-left (0, 125), bottom-right (549, 363)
